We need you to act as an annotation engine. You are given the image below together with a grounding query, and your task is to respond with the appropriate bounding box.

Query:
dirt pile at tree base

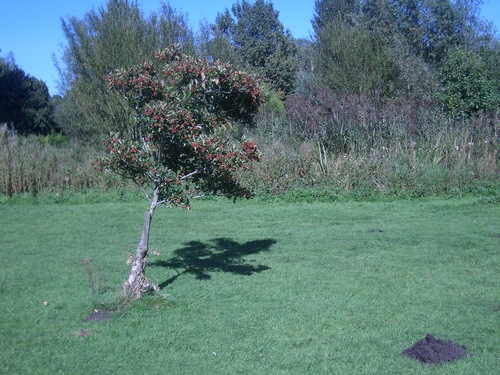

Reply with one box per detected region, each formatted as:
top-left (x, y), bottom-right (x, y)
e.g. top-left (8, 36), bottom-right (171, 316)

top-left (401, 333), bottom-right (468, 365)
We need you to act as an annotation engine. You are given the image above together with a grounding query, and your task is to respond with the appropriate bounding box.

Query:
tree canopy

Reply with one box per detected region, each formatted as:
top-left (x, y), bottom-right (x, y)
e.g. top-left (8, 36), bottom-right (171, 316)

top-left (438, 46), bottom-right (498, 115)
top-left (0, 53), bottom-right (57, 135)
top-left (207, 0), bottom-right (298, 97)
top-left (311, 0), bottom-right (499, 107)
top-left (51, 0), bottom-right (499, 143)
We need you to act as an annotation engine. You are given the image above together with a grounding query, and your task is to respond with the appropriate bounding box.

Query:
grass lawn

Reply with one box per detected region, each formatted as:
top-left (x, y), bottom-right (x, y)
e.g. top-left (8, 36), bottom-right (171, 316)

top-left (0, 197), bottom-right (498, 374)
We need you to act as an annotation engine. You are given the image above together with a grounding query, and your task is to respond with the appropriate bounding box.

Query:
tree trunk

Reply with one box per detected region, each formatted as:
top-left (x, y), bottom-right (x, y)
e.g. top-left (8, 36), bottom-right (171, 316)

top-left (123, 188), bottom-right (159, 299)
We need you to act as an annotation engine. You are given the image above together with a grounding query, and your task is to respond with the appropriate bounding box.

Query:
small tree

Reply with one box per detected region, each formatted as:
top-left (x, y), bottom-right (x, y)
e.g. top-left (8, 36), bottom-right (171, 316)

top-left (98, 46), bottom-right (265, 299)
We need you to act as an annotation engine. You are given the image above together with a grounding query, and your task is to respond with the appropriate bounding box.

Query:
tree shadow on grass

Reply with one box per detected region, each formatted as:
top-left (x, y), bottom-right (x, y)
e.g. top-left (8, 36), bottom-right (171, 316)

top-left (151, 238), bottom-right (277, 289)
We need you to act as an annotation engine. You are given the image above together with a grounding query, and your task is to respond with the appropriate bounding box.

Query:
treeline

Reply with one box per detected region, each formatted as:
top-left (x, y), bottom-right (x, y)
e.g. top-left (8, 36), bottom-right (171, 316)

top-left (1, 0), bottom-right (499, 199)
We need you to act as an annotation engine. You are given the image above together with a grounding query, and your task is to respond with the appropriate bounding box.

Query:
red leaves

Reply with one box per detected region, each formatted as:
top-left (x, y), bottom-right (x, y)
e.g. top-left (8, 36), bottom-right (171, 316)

top-left (241, 141), bottom-right (260, 161)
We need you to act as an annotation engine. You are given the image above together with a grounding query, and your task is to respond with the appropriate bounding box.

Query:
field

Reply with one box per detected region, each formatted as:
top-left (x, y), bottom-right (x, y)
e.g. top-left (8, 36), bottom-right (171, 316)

top-left (0, 197), bottom-right (499, 374)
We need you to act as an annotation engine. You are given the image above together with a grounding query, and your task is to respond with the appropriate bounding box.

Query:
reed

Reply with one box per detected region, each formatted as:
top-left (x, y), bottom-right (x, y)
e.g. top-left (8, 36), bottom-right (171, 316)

top-left (0, 125), bottom-right (126, 197)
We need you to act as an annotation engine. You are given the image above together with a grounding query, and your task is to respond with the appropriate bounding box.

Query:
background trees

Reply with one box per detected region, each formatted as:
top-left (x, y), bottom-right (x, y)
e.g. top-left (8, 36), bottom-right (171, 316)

top-left (312, 0), bottom-right (358, 31)
top-left (230, 0), bottom-right (298, 97)
top-left (311, 0), bottom-right (499, 111)
top-left (0, 53), bottom-right (57, 135)
top-left (314, 17), bottom-right (399, 99)
top-left (51, 0), bottom-right (497, 144)
top-left (204, 0), bottom-right (298, 98)
top-left (199, 10), bottom-right (245, 68)
top-left (56, 0), bottom-right (194, 141)
top-left (2, 0), bottom-right (497, 143)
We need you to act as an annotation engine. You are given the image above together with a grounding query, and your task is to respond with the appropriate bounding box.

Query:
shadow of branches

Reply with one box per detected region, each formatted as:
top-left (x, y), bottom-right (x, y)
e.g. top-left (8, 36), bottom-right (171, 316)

top-left (152, 238), bottom-right (277, 288)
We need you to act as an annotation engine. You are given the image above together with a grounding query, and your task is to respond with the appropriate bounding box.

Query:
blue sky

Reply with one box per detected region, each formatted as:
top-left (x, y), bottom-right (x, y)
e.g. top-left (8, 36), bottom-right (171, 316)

top-left (1, 0), bottom-right (499, 96)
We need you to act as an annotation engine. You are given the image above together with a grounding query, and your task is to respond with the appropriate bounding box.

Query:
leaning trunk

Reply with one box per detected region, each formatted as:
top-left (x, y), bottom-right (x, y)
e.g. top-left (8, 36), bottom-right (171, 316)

top-left (123, 189), bottom-right (159, 299)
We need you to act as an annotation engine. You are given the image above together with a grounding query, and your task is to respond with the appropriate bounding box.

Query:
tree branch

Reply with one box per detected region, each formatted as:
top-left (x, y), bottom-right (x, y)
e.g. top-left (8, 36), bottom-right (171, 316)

top-left (180, 170), bottom-right (199, 180)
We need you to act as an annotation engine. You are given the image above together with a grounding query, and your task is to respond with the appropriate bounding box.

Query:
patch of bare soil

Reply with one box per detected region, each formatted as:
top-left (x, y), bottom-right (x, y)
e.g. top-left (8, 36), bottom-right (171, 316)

top-left (84, 309), bottom-right (113, 321)
top-left (402, 333), bottom-right (468, 365)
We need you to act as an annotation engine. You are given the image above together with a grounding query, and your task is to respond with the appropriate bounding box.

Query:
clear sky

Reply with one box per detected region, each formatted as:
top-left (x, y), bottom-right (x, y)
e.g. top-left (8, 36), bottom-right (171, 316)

top-left (1, 0), bottom-right (499, 96)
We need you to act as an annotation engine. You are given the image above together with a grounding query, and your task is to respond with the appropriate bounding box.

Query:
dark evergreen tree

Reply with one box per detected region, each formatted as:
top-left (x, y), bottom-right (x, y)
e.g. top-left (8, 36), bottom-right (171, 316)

top-left (204, 0), bottom-right (298, 97)
top-left (0, 54), bottom-right (57, 135)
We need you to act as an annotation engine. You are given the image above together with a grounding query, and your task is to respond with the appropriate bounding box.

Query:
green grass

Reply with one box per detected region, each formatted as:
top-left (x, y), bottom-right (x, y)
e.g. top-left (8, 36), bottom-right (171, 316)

top-left (0, 197), bottom-right (498, 374)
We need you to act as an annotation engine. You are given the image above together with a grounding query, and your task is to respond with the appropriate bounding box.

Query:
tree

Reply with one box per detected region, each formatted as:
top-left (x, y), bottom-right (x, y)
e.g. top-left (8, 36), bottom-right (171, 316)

top-left (57, 0), bottom-right (194, 141)
top-left (314, 18), bottom-right (399, 98)
top-left (479, 41), bottom-right (500, 106)
top-left (232, 0), bottom-right (298, 97)
top-left (0, 55), bottom-right (25, 128)
top-left (202, 0), bottom-right (297, 97)
top-left (312, 0), bottom-right (401, 99)
top-left (198, 11), bottom-right (244, 69)
top-left (360, 0), bottom-right (493, 65)
top-left (387, 0), bottom-right (461, 63)
top-left (312, 0), bottom-right (359, 34)
top-left (0, 53), bottom-right (57, 135)
top-left (98, 46), bottom-right (266, 299)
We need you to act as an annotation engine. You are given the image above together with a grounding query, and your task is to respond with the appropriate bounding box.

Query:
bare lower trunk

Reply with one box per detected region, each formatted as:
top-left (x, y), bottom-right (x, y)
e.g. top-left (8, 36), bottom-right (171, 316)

top-left (123, 188), bottom-right (159, 299)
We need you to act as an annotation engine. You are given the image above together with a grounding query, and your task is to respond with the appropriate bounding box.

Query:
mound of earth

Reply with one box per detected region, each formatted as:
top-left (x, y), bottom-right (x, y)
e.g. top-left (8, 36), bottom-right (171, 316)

top-left (401, 333), bottom-right (468, 365)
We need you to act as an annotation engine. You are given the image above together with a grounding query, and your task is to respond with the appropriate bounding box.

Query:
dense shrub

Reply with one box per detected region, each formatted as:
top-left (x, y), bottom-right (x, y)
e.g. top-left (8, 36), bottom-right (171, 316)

top-left (438, 47), bottom-right (498, 116)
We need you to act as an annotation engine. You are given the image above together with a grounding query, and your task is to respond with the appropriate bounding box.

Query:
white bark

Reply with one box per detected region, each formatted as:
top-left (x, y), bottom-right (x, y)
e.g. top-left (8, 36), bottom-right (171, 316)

top-left (123, 187), bottom-right (159, 299)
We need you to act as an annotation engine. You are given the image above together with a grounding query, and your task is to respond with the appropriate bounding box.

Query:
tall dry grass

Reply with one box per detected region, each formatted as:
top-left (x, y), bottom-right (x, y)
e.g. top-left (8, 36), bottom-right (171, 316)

top-left (0, 126), bottom-right (126, 197)
top-left (1, 100), bottom-right (498, 200)
top-left (243, 92), bottom-right (499, 198)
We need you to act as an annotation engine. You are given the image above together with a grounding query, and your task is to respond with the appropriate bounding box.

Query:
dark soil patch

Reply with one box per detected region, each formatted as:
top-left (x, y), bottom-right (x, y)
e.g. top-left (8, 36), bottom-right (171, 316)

top-left (84, 309), bottom-right (113, 321)
top-left (402, 333), bottom-right (468, 365)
